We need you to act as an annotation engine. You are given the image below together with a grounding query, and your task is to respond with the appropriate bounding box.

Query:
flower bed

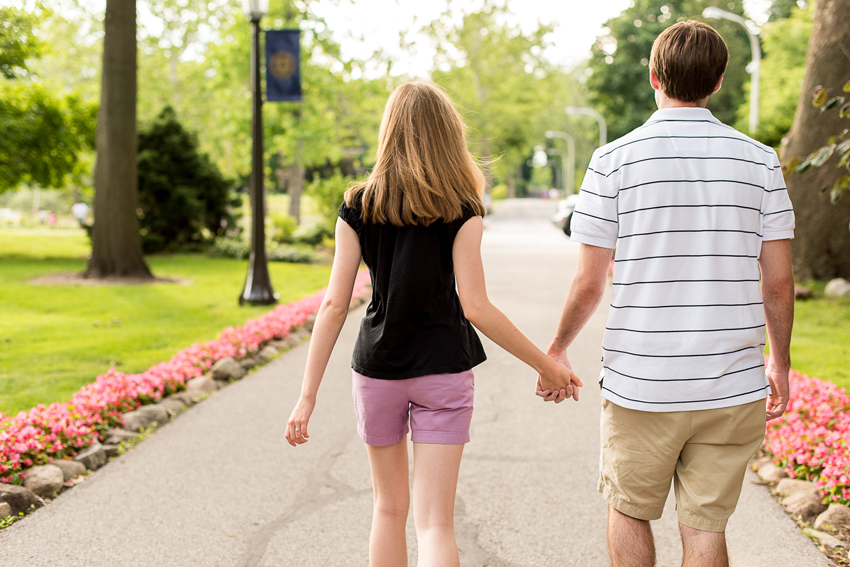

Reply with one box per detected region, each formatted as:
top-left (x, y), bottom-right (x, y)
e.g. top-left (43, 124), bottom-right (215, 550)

top-left (764, 368), bottom-right (850, 506)
top-left (0, 270), bottom-right (371, 484)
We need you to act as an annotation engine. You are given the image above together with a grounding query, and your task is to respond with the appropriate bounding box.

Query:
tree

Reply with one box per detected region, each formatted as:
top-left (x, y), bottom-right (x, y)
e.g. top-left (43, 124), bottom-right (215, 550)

top-left (733, 1), bottom-right (812, 147)
top-left (137, 106), bottom-right (237, 252)
top-left (766, 0), bottom-right (801, 21)
top-left (426, 2), bottom-right (584, 193)
top-left (0, 6), bottom-right (41, 79)
top-left (153, 0), bottom-right (386, 223)
top-left (85, 0), bottom-right (152, 279)
top-left (0, 81), bottom-right (95, 192)
top-left (0, 5), bottom-right (96, 194)
top-left (586, 0), bottom-right (751, 141)
top-left (780, 0), bottom-right (850, 279)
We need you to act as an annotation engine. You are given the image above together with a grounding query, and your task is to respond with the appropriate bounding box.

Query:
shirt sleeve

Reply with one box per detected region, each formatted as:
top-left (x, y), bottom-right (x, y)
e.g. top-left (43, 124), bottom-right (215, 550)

top-left (762, 151), bottom-right (795, 241)
top-left (338, 201), bottom-right (364, 235)
top-left (569, 149), bottom-right (619, 249)
top-left (448, 205), bottom-right (481, 236)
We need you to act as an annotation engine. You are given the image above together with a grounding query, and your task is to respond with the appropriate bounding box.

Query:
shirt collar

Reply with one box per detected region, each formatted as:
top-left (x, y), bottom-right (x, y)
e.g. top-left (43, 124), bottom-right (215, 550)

top-left (646, 107), bottom-right (720, 124)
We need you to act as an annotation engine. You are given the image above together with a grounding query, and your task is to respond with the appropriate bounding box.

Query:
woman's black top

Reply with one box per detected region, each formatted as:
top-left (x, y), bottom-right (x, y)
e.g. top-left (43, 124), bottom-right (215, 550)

top-left (339, 201), bottom-right (487, 380)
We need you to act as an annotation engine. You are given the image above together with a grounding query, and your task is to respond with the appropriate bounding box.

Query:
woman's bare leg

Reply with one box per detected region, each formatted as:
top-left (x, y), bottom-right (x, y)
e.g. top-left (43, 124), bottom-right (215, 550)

top-left (366, 437), bottom-right (410, 567)
top-left (412, 443), bottom-right (464, 567)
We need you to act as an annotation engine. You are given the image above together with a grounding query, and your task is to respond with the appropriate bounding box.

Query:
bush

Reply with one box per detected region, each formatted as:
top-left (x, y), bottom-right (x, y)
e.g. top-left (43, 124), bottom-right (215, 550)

top-left (293, 223), bottom-right (334, 246)
top-left (270, 213), bottom-right (298, 244)
top-left (137, 107), bottom-right (240, 253)
top-left (207, 238), bottom-right (249, 259)
top-left (306, 170), bottom-right (356, 228)
top-left (491, 183), bottom-right (508, 200)
top-left (207, 238), bottom-right (316, 264)
top-left (267, 246), bottom-right (315, 263)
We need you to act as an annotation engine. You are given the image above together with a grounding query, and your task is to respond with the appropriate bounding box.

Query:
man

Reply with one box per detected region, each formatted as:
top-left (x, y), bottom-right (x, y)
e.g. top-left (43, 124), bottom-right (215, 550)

top-left (71, 200), bottom-right (89, 228)
top-left (544, 21), bottom-right (795, 567)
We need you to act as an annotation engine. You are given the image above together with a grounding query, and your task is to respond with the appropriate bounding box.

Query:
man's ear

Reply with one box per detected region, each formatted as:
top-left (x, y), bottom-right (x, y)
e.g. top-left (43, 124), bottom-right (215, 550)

top-left (713, 74), bottom-right (724, 94)
top-left (649, 68), bottom-right (661, 91)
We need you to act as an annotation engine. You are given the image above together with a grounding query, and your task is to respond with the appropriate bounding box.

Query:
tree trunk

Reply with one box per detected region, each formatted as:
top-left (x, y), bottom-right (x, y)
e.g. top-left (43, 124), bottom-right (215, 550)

top-left (85, 0), bottom-right (152, 279)
top-left (507, 169), bottom-right (516, 199)
top-left (288, 138), bottom-right (305, 223)
top-left (779, 0), bottom-right (850, 280)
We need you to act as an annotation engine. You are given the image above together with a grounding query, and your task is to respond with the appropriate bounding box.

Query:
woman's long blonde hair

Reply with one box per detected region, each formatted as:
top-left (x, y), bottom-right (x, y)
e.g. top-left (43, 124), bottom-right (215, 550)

top-left (344, 81), bottom-right (486, 226)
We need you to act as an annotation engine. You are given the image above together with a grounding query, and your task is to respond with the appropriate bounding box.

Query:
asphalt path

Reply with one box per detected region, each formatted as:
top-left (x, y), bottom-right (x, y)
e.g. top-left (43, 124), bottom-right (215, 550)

top-left (0, 199), bottom-right (831, 566)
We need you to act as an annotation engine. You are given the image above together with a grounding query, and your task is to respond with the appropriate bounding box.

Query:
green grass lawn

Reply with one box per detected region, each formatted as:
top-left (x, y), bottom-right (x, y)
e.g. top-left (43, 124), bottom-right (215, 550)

top-left (0, 229), bottom-right (331, 414)
top-left (789, 281), bottom-right (850, 391)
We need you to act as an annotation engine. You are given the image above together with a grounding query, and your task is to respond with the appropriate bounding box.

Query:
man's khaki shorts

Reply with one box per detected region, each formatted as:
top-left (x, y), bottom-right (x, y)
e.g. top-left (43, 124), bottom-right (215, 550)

top-left (598, 398), bottom-right (765, 532)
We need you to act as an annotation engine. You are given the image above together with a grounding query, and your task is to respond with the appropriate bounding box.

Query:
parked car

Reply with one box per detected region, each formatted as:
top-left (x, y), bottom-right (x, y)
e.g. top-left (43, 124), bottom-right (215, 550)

top-left (552, 194), bottom-right (580, 236)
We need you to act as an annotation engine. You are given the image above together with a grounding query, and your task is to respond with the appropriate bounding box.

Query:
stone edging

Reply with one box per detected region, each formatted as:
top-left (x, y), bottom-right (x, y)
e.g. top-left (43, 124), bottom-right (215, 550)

top-left (0, 294), bottom-right (369, 528)
top-left (753, 457), bottom-right (850, 564)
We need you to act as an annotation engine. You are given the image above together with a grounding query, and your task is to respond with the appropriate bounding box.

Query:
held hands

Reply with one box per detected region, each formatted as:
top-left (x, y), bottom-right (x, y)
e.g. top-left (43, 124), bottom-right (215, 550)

top-left (285, 397), bottom-right (315, 447)
top-left (536, 351), bottom-right (582, 404)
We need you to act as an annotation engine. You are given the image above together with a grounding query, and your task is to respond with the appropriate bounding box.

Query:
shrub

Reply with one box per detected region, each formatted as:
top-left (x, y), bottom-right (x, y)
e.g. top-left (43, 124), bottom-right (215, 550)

top-left (267, 246), bottom-right (315, 263)
top-left (293, 223), bottom-right (333, 246)
top-left (207, 238), bottom-right (316, 264)
top-left (207, 238), bottom-right (249, 260)
top-left (270, 213), bottom-right (298, 244)
top-left (306, 170), bottom-right (356, 228)
top-left (137, 107), bottom-right (240, 253)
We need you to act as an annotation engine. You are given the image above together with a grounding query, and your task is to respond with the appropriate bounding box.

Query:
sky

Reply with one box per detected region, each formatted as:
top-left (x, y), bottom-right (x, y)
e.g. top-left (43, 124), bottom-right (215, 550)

top-left (311, 0), bottom-right (634, 77)
top-left (12, 0), bottom-right (773, 76)
top-left (311, 0), bottom-right (773, 78)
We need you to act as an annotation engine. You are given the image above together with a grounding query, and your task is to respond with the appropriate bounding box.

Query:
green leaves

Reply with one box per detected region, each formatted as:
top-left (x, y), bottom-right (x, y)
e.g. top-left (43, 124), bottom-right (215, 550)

top-left (822, 96), bottom-right (846, 113)
top-left (0, 79), bottom-right (96, 192)
top-left (0, 7), bottom-right (42, 80)
top-left (811, 145), bottom-right (835, 167)
top-left (136, 106), bottom-right (236, 253)
top-left (830, 176), bottom-right (849, 203)
top-left (794, 83), bottom-right (850, 195)
top-left (795, 159), bottom-right (814, 175)
top-left (813, 86), bottom-right (828, 107)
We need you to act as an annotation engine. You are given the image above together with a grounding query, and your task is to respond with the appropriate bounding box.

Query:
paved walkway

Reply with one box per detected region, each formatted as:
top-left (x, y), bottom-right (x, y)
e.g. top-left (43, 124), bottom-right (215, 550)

top-left (0, 200), bottom-right (831, 566)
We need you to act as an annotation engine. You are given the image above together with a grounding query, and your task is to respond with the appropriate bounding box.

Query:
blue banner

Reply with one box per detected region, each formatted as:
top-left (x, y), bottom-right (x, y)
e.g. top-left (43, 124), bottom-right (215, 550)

top-left (265, 29), bottom-right (301, 102)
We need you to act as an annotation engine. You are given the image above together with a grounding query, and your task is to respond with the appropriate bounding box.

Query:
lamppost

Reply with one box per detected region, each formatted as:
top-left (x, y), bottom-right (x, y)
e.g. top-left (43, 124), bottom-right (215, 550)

top-left (239, 0), bottom-right (278, 306)
top-left (566, 107), bottom-right (607, 147)
top-left (545, 130), bottom-right (576, 195)
top-left (546, 148), bottom-right (567, 194)
top-left (702, 7), bottom-right (761, 134)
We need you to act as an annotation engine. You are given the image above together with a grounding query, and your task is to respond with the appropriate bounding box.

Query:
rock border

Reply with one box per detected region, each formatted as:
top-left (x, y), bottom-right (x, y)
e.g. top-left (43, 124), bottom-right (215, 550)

top-left (753, 457), bottom-right (850, 564)
top-left (0, 294), bottom-right (369, 528)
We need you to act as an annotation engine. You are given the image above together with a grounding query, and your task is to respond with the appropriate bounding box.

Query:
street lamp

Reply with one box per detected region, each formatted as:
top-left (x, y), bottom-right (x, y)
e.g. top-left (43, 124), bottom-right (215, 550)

top-left (239, 0), bottom-right (278, 306)
top-left (565, 107), bottom-right (607, 147)
top-left (546, 148), bottom-right (567, 194)
top-left (545, 131), bottom-right (576, 195)
top-left (703, 7), bottom-right (761, 134)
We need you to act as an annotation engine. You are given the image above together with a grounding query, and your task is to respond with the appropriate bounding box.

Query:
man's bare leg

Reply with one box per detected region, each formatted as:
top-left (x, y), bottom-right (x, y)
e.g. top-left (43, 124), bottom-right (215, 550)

top-left (679, 523), bottom-right (728, 567)
top-left (607, 505), bottom-right (655, 567)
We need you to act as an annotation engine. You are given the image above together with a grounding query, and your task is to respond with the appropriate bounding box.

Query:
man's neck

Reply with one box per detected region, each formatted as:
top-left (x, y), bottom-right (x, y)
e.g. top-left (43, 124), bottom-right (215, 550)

top-left (655, 93), bottom-right (709, 110)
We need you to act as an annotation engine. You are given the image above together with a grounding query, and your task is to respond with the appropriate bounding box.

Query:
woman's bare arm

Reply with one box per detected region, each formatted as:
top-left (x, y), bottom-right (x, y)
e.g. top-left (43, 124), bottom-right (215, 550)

top-left (286, 218), bottom-right (362, 446)
top-left (452, 217), bottom-right (582, 395)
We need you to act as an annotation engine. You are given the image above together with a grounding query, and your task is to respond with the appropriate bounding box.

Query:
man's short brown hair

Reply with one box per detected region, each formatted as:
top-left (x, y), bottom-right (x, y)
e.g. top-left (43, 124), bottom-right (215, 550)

top-left (650, 21), bottom-right (729, 102)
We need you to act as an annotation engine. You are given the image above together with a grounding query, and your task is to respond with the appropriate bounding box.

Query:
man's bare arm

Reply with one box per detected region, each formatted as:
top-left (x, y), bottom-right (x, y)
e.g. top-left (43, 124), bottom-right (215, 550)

top-left (548, 244), bottom-right (612, 355)
top-left (538, 244), bottom-right (612, 402)
top-left (759, 239), bottom-right (795, 420)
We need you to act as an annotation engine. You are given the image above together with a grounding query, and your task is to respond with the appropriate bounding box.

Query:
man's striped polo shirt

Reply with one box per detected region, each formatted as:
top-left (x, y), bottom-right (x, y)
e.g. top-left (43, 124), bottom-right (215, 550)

top-left (570, 107), bottom-right (795, 412)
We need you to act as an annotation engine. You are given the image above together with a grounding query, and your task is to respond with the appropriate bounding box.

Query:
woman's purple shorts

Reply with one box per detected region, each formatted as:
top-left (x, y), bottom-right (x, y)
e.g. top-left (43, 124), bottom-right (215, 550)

top-left (351, 370), bottom-right (474, 446)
